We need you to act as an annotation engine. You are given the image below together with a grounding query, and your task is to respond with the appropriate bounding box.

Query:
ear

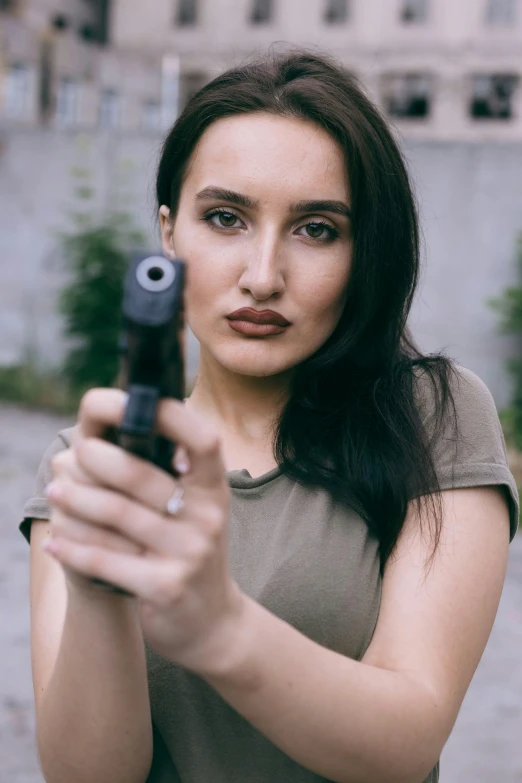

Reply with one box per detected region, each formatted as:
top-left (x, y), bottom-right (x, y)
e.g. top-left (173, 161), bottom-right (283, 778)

top-left (159, 205), bottom-right (175, 259)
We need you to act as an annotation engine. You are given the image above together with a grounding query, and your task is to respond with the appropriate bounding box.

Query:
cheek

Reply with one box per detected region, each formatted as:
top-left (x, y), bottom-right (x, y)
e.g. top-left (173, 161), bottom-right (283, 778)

top-left (174, 226), bottom-right (229, 306)
top-left (184, 266), bottom-right (222, 330)
top-left (298, 264), bottom-right (350, 327)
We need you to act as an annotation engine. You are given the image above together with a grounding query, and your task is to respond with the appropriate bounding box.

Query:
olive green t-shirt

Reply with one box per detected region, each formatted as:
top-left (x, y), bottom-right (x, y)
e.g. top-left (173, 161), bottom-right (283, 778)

top-left (20, 365), bottom-right (520, 783)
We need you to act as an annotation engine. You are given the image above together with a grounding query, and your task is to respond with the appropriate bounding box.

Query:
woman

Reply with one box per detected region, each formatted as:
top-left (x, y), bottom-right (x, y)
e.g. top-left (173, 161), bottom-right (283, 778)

top-left (21, 51), bottom-right (519, 783)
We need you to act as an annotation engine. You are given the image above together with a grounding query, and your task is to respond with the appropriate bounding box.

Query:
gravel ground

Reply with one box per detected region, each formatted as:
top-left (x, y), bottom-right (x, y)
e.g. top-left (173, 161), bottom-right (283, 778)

top-left (1, 402), bottom-right (521, 783)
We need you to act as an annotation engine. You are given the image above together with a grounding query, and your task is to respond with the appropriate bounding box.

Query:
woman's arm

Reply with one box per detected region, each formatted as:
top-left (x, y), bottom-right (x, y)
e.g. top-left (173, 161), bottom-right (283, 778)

top-left (30, 521), bottom-right (153, 783)
top-left (197, 486), bottom-right (510, 783)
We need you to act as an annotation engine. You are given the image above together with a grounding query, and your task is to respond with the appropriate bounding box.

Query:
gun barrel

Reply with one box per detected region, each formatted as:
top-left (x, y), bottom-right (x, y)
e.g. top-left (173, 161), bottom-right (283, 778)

top-left (124, 256), bottom-right (184, 328)
top-left (135, 256), bottom-right (176, 293)
top-left (118, 254), bottom-right (186, 464)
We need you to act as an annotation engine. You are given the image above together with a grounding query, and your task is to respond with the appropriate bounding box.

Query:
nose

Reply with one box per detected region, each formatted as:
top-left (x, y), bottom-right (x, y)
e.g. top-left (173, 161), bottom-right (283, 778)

top-left (237, 230), bottom-right (285, 302)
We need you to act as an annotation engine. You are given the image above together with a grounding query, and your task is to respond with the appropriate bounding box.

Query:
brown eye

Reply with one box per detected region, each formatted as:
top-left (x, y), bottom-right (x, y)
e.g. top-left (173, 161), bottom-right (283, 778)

top-left (296, 220), bottom-right (340, 243)
top-left (202, 209), bottom-right (245, 231)
top-left (306, 222), bottom-right (327, 239)
top-left (217, 212), bottom-right (238, 227)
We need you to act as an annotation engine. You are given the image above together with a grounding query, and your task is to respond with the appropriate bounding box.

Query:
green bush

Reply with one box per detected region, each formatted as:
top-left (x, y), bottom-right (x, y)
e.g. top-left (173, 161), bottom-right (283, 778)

top-left (0, 213), bottom-right (147, 413)
top-left (57, 214), bottom-right (146, 398)
top-left (0, 147), bottom-right (155, 412)
top-left (489, 235), bottom-right (522, 451)
top-left (0, 362), bottom-right (78, 414)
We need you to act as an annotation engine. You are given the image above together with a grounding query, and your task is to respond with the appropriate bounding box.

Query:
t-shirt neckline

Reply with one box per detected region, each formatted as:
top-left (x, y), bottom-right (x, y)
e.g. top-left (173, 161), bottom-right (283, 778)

top-left (226, 464), bottom-right (283, 489)
top-left (182, 398), bottom-right (283, 489)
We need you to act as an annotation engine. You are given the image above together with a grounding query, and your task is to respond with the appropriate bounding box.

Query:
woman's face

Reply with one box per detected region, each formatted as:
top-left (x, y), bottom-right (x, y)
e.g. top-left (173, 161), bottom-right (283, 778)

top-left (160, 112), bottom-right (353, 379)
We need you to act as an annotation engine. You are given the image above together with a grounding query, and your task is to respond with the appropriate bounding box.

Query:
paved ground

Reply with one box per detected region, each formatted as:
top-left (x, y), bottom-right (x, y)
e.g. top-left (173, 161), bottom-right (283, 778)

top-left (1, 402), bottom-right (521, 782)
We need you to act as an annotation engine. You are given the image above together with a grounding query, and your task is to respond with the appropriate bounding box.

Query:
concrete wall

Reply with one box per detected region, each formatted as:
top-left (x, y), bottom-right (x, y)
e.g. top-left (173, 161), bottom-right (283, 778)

top-left (406, 141), bottom-right (522, 405)
top-left (0, 127), bottom-right (520, 405)
top-left (0, 128), bottom-right (175, 366)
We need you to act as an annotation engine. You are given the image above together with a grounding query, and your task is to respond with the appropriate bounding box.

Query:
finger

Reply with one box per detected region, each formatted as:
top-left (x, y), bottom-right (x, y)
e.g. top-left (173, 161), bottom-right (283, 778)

top-left (155, 399), bottom-right (226, 489)
top-left (43, 539), bottom-right (186, 605)
top-left (74, 388), bottom-right (129, 442)
top-left (49, 503), bottom-right (144, 557)
top-left (48, 477), bottom-right (206, 555)
top-left (75, 389), bottom-right (227, 491)
top-left (51, 445), bottom-right (98, 486)
top-left (74, 437), bottom-right (178, 513)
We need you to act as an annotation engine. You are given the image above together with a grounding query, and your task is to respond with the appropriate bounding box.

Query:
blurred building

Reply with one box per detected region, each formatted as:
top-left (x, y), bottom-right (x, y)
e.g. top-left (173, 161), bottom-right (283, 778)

top-left (1, 0), bottom-right (521, 140)
top-left (1, 1), bottom-right (108, 125)
top-left (0, 1), bottom-right (521, 401)
top-left (112, 0), bottom-right (522, 142)
top-left (0, 0), bottom-right (163, 132)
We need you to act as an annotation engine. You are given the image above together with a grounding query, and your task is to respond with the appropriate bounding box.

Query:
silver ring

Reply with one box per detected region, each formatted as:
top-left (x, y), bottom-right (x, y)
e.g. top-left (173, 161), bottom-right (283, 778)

top-left (166, 485), bottom-right (185, 516)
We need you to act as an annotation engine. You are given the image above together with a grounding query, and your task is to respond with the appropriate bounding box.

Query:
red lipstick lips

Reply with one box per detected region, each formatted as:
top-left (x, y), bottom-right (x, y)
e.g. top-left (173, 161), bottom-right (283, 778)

top-left (226, 308), bottom-right (291, 337)
top-left (226, 308), bottom-right (290, 326)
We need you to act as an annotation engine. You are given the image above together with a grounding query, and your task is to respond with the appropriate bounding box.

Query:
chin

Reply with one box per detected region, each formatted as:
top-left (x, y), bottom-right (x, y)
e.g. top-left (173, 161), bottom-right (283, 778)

top-left (212, 343), bottom-right (302, 378)
top-left (222, 356), bottom-right (295, 378)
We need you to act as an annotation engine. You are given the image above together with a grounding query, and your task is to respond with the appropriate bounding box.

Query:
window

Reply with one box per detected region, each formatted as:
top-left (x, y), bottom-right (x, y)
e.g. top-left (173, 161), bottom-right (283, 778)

top-left (383, 73), bottom-right (432, 118)
top-left (142, 100), bottom-right (161, 132)
top-left (176, 0), bottom-right (197, 26)
top-left (324, 0), bottom-right (348, 23)
top-left (56, 77), bottom-right (79, 127)
top-left (99, 89), bottom-right (120, 129)
top-left (470, 74), bottom-right (519, 119)
top-left (250, 0), bottom-right (272, 24)
top-left (485, 0), bottom-right (517, 24)
top-left (79, 23), bottom-right (103, 43)
top-left (39, 39), bottom-right (53, 121)
top-left (51, 13), bottom-right (69, 31)
top-left (400, 0), bottom-right (428, 23)
top-left (4, 63), bottom-right (30, 119)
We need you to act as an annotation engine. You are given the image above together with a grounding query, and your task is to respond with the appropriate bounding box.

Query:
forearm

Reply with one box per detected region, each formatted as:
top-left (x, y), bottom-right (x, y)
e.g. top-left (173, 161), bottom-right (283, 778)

top-left (198, 597), bottom-right (444, 783)
top-left (37, 587), bottom-right (152, 783)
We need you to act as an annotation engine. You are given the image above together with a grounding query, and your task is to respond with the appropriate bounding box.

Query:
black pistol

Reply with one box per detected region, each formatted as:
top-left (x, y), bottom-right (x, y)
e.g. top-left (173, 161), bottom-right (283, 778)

top-left (116, 254), bottom-right (186, 472)
top-left (92, 253), bottom-right (186, 595)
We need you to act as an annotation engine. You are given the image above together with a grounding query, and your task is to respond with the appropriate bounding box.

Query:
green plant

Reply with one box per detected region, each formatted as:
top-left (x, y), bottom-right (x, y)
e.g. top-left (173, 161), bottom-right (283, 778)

top-left (0, 141), bottom-right (153, 411)
top-left (0, 295), bottom-right (79, 412)
top-left (489, 235), bottom-right (522, 451)
top-left (55, 138), bottom-right (149, 397)
top-left (58, 214), bottom-right (144, 394)
top-left (0, 361), bottom-right (79, 413)
top-left (57, 213), bottom-right (146, 397)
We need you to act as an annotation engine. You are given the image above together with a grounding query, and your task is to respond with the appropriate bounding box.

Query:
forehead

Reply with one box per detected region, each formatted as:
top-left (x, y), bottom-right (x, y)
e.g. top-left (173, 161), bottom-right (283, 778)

top-left (183, 112), bottom-right (349, 201)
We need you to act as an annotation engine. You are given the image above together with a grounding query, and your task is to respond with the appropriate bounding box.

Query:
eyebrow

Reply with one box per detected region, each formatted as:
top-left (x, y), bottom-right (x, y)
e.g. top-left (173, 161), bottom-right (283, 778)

top-left (195, 187), bottom-right (352, 219)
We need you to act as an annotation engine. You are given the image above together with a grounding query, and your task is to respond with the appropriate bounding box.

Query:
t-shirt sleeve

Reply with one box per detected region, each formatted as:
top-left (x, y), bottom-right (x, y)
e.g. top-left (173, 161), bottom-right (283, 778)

top-left (415, 364), bottom-right (520, 541)
top-left (19, 427), bottom-right (74, 544)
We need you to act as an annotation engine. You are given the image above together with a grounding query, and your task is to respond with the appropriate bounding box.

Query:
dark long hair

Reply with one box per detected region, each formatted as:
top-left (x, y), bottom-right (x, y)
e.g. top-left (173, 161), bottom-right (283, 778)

top-left (156, 49), bottom-right (458, 571)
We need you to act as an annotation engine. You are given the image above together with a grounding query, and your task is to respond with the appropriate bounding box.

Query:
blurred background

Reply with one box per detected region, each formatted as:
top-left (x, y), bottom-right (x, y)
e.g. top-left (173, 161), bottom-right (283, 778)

top-left (0, 1), bottom-right (521, 781)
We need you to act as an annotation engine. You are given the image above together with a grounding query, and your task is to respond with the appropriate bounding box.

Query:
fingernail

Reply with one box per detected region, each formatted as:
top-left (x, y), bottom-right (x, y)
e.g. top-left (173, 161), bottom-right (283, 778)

top-left (174, 454), bottom-right (190, 474)
top-left (42, 538), bottom-right (58, 553)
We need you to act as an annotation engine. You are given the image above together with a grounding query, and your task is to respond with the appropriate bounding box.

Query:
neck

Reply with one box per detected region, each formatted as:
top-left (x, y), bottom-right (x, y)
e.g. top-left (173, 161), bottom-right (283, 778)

top-left (186, 346), bottom-right (294, 446)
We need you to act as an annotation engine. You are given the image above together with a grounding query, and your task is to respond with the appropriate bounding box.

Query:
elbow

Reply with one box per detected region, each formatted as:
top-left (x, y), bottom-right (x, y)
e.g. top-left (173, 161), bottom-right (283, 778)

top-left (378, 707), bottom-right (448, 782)
top-left (386, 759), bottom-right (441, 783)
top-left (337, 752), bottom-right (442, 783)
top-left (330, 739), bottom-right (443, 783)
top-left (388, 756), bottom-right (442, 783)
top-left (337, 682), bottom-right (449, 783)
